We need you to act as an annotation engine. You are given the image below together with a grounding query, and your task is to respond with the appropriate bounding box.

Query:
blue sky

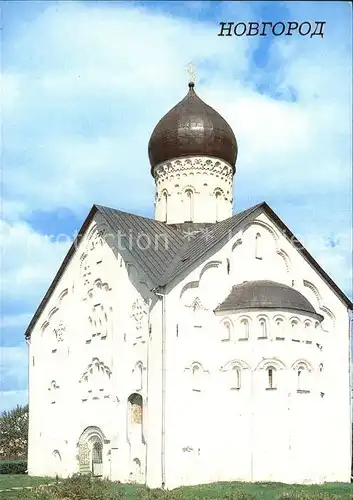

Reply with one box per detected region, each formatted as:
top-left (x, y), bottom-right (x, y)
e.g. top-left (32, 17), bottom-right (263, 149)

top-left (1, 1), bottom-right (352, 413)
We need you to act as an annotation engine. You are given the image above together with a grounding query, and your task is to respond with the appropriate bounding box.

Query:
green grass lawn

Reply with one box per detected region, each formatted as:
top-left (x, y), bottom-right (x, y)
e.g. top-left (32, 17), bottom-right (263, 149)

top-left (0, 475), bottom-right (353, 499)
top-left (0, 475), bottom-right (54, 499)
top-left (173, 481), bottom-right (353, 499)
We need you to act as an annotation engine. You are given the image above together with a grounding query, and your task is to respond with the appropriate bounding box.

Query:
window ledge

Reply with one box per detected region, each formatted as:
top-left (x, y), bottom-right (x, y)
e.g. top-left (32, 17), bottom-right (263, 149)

top-left (297, 389), bottom-right (310, 394)
top-left (258, 337), bottom-right (268, 340)
top-left (230, 387), bottom-right (240, 391)
top-left (276, 337), bottom-right (285, 341)
top-left (238, 338), bottom-right (248, 342)
top-left (266, 387), bottom-right (277, 391)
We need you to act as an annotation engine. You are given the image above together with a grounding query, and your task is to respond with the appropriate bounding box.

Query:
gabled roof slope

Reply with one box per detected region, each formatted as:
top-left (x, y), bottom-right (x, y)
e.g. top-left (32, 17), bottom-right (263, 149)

top-left (96, 205), bottom-right (185, 286)
top-left (25, 201), bottom-right (352, 338)
top-left (160, 203), bottom-right (262, 285)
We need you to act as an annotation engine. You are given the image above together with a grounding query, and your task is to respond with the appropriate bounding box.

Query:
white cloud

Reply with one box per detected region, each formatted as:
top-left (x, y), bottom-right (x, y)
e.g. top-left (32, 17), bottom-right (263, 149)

top-left (0, 345), bottom-right (28, 411)
top-left (1, 314), bottom-right (32, 329)
top-left (0, 1), bottom-right (351, 411)
top-left (2, 1), bottom-right (350, 223)
top-left (0, 219), bottom-right (70, 303)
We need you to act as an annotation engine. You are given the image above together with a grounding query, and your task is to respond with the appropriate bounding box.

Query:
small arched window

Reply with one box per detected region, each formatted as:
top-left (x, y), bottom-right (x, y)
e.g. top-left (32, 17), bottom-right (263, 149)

top-left (221, 320), bottom-right (232, 341)
top-left (185, 189), bottom-right (194, 222)
top-left (191, 363), bottom-right (202, 391)
top-left (266, 366), bottom-right (276, 390)
top-left (275, 318), bottom-right (284, 338)
top-left (161, 191), bottom-right (168, 222)
top-left (255, 232), bottom-right (262, 259)
top-left (231, 366), bottom-right (241, 390)
top-left (297, 365), bottom-right (310, 393)
top-left (240, 318), bottom-right (249, 340)
top-left (259, 318), bottom-right (267, 338)
top-left (128, 393), bottom-right (143, 425)
top-left (215, 191), bottom-right (222, 222)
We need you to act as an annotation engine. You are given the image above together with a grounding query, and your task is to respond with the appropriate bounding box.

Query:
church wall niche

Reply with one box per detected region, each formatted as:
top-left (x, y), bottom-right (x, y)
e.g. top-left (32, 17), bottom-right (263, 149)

top-left (52, 449), bottom-right (62, 478)
top-left (185, 362), bottom-right (207, 392)
top-left (302, 281), bottom-right (335, 332)
top-left (79, 358), bottom-right (112, 402)
top-left (132, 362), bottom-right (144, 392)
top-left (220, 360), bottom-right (250, 392)
top-left (48, 380), bottom-right (60, 404)
top-left (79, 224), bottom-right (107, 278)
top-left (256, 314), bottom-right (269, 339)
top-left (130, 297), bottom-right (149, 345)
top-left (130, 457), bottom-right (144, 484)
top-left (86, 279), bottom-right (113, 342)
top-left (237, 315), bottom-right (251, 340)
top-left (180, 281), bottom-right (199, 305)
top-left (127, 393), bottom-right (144, 444)
top-left (230, 238), bottom-right (244, 282)
top-left (199, 260), bottom-right (223, 308)
top-left (255, 358), bottom-right (286, 392)
top-left (242, 221), bottom-right (291, 284)
top-left (40, 287), bottom-right (69, 352)
top-left (77, 224), bottom-right (116, 345)
top-left (292, 359), bottom-right (313, 393)
top-left (219, 317), bottom-right (233, 341)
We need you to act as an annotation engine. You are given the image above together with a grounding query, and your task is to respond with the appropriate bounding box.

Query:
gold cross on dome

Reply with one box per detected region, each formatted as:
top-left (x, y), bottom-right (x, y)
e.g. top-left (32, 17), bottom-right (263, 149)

top-left (186, 62), bottom-right (196, 84)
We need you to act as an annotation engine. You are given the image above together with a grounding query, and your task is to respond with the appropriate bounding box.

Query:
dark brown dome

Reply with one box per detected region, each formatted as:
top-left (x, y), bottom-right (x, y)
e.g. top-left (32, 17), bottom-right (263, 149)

top-left (148, 83), bottom-right (238, 174)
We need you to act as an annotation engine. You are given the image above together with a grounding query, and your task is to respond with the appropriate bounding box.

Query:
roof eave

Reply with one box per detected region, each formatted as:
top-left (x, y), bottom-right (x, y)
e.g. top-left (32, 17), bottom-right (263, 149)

top-left (261, 202), bottom-right (353, 311)
top-left (24, 205), bottom-right (99, 339)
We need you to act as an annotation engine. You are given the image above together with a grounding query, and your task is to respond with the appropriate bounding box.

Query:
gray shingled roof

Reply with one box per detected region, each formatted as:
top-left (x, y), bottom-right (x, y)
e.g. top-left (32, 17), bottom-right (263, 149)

top-left (96, 205), bottom-right (186, 286)
top-left (215, 280), bottom-right (324, 320)
top-left (25, 202), bottom-right (353, 338)
top-left (96, 203), bottom-right (261, 287)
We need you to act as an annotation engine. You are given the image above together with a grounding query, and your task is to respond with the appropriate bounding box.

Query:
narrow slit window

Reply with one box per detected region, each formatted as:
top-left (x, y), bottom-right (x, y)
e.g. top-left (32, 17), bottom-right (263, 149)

top-left (215, 191), bottom-right (222, 222)
top-left (161, 191), bottom-right (168, 222)
top-left (259, 319), bottom-right (267, 338)
top-left (185, 189), bottom-right (194, 222)
top-left (255, 233), bottom-right (262, 259)
top-left (267, 367), bottom-right (276, 390)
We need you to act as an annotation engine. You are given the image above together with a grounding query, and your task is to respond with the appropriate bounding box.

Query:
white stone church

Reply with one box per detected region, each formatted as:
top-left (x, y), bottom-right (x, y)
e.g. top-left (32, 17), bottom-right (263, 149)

top-left (26, 79), bottom-right (352, 488)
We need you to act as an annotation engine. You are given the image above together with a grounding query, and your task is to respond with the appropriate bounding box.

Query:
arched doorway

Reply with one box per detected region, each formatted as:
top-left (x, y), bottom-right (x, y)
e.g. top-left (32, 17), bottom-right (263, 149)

top-left (77, 426), bottom-right (105, 477)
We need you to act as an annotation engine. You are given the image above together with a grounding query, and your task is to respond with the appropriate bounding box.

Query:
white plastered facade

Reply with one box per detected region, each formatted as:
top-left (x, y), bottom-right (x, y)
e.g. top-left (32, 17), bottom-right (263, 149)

top-left (154, 156), bottom-right (234, 224)
top-left (27, 205), bottom-right (351, 488)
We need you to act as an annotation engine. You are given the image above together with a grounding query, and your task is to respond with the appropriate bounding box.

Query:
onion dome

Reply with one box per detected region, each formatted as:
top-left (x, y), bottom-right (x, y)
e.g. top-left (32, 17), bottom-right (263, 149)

top-left (148, 82), bottom-right (238, 174)
top-left (215, 280), bottom-right (323, 320)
